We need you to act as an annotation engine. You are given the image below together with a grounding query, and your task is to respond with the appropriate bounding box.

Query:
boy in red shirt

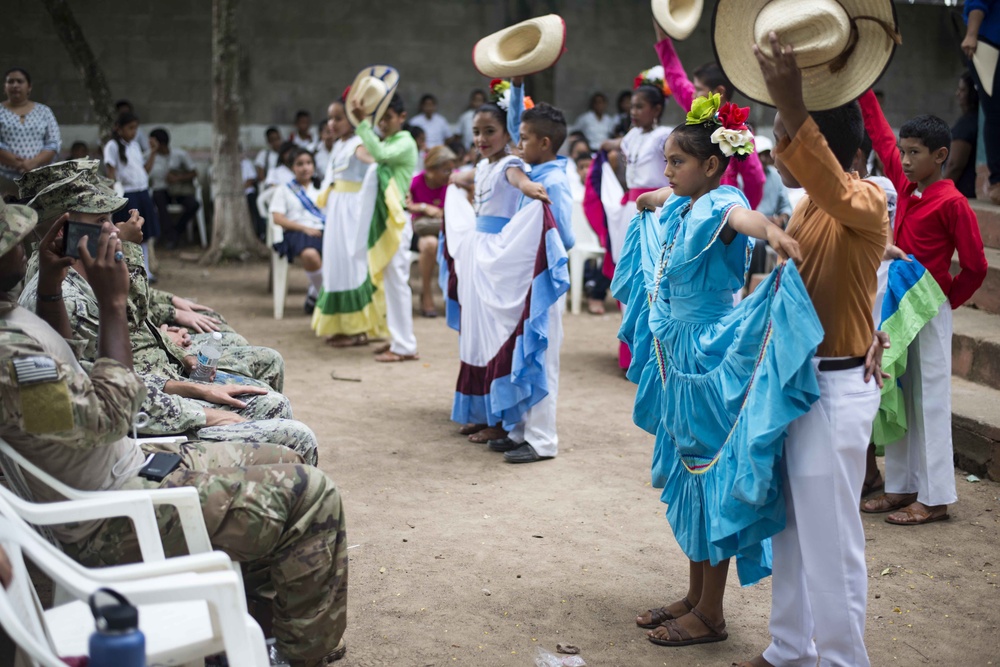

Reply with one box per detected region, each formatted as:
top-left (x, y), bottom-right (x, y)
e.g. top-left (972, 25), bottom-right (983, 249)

top-left (859, 91), bottom-right (988, 525)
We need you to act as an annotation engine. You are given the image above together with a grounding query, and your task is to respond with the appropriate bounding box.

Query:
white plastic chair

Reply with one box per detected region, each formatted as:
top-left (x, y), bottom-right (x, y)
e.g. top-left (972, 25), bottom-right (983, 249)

top-left (567, 201), bottom-right (606, 315)
top-left (0, 515), bottom-right (268, 667)
top-left (267, 208), bottom-right (290, 321)
top-left (167, 176), bottom-right (208, 248)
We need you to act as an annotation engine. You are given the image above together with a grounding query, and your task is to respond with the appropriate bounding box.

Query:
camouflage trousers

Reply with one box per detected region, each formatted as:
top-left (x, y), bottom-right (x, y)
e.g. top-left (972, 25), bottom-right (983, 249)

top-left (190, 325), bottom-right (285, 393)
top-left (195, 382), bottom-right (294, 421)
top-left (64, 440), bottom-right (347, 665)
top-left (194, 418), bottom-right (318, 465)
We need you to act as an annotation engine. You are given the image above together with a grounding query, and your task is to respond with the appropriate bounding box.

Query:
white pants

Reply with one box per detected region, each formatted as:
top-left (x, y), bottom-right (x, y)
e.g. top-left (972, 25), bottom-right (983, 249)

top-left (509, 296), bottom-right (564, 458)
top-left (764, 361), bottom-right (880, 667)
top-left (385, 225), bottom-right (417, 356)
top-left (884, 302), bottom-right (956, 506)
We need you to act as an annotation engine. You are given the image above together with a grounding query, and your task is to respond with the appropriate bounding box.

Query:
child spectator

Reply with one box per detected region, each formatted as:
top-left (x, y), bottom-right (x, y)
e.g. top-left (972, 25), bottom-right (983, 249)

top-left (571, 92), bottom-right (617, 148)
top-left (264, 141), bottom-right (298, 188)
top-left (408, 124), bottom-right (427, 171)
top-left (114, 99), bottom-right (149, 154)
top-left (612, 89), bottom-right (633, 137)
top-left (254, 126), bottom-right (282, 183)
top-left (408, 145), bottom-right (456, 317)
top-left (653, 21), bottom-right (766, 208)
top-left (859, 90), bottom-right (988, 526)
top-left (68, 140), bottom-right (89, 160)
top-left (454, 89), bottom-right (487, 149)
top-left (240, 147), bottom-right (264, 240)
top-left (314, 120), bottom-right (335, 177)
top-left (289, 109), bottom-right (317, 150)
top-left (103, 111), bottom-right (158, 279)
top-left (269, 147), bottom-right (324, 314)
top-left (408, 94), bottom-right (452, 148)
top-left (147, 128), bottom-right (200, 250)
top-left (944, 71), bottom-right (980, 199)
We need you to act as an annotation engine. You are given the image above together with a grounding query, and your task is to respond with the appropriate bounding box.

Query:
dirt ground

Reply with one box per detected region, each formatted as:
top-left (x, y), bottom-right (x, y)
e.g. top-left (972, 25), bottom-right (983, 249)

top-left (159, 252), bottom-right (999, 667)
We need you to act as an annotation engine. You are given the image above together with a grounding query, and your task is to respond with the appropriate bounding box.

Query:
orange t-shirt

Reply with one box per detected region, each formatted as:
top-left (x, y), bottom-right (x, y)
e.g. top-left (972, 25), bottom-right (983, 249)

top-left (775, 117), bottom-right (888, 358)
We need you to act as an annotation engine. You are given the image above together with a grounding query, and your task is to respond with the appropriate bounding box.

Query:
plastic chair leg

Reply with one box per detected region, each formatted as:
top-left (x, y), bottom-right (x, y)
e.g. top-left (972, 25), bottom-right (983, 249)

top-left (272, 253), bottom-right (288, 320)
top-left (569, 251), bottom-right (585, 315)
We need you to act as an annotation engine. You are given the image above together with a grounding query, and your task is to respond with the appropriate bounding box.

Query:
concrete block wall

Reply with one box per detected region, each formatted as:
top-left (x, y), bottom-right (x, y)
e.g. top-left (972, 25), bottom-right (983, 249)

top-left (0, 0), bottom-right (972, 152)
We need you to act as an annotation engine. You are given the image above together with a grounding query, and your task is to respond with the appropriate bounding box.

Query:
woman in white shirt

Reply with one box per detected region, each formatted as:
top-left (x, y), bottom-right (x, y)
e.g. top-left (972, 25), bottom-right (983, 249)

top-left (270, 147), bottom-right (324, 314)
top-left (103, 111), bottom-right (158, 278)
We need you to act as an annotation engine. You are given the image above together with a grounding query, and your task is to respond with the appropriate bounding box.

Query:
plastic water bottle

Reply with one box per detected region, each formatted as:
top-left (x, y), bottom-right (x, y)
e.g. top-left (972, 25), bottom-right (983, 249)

top-left (189, 331), bottom-right (223, 382)
top-left (88, 588), bottom-right (145, 667)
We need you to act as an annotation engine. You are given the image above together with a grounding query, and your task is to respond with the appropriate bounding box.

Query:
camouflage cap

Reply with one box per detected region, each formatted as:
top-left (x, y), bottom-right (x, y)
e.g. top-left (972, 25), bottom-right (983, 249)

top-left (23, 162), bottom-right (128, 222)
top-left (0, 197), bottom-right (39, 257)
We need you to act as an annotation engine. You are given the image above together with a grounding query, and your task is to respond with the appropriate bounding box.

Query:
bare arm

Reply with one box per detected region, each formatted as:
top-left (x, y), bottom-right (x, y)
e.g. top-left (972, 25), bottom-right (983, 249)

top-left (34, 213), bottom-right (75, 338)
top-left (963, 9), bottom-right (986, 58)
top-left (507, 166), bottom-right (550, 203)
top-left (635, 186), bottom-right (673, 211)
top-left (944, 140), bottom-right (973, 184)
top-left (727, 207), bottom-right (803, 262)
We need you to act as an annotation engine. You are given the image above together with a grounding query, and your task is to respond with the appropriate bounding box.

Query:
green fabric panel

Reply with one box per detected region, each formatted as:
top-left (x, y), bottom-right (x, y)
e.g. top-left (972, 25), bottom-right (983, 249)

top-left (367, 165), bottom-right (392, 250)
top-left (313, 273), bottom-right (378, 315)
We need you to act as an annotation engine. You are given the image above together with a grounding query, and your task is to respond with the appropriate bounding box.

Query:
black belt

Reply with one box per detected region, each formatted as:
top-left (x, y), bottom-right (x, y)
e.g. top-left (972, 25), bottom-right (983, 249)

top-left (818, 357), bottom-right (865, 372)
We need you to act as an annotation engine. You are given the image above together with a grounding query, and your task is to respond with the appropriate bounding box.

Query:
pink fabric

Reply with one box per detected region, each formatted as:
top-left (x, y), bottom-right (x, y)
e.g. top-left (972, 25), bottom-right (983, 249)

top-left (654, 38), bottom-right (766, 209)
top-left (410, 172), bottom-right (448, 207)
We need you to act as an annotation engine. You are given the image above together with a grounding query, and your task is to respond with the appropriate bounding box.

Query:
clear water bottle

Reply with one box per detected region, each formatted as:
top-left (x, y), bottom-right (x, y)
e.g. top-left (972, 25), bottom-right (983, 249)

top-left (88, 588), bottom-right (145, 667)
top-left (189, 331), bottom-right (223, 382)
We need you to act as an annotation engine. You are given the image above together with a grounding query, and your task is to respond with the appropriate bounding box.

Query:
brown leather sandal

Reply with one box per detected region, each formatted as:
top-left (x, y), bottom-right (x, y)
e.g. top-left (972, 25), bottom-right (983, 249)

top-left (459, 423), bottom-right (489, 436)
top-left (468, 427), bottom-right (507, 444)
top-left (860, 492), bottom-right (917, 514)
top-left (885, 503), bottom-right (949, 526)
top-left (647, 608), bottom-right (727, 647)
top-left (636, 597), bottom-right (694, 629)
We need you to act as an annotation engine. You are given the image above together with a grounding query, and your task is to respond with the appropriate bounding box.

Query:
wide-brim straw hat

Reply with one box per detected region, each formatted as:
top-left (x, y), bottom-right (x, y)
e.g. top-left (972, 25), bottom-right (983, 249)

top-left (652, 0), bottom-right (703, 41)
top-left (346, 66), bottom-right (400, 129)
top-left (713, 0), bottom-right (900, 111)
top-left (473, 14), bottom-right (566, 78)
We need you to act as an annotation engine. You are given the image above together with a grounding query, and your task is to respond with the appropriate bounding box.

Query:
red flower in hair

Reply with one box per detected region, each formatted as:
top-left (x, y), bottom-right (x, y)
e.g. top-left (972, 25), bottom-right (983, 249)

top-left (341, 86), bottom-right (351, 102)
top-left (633, 75), bottom-right (644, 90)
top-left (717, 102), bottom-right (750, 131)
top-left (490, 78), bottom-right (503, 89)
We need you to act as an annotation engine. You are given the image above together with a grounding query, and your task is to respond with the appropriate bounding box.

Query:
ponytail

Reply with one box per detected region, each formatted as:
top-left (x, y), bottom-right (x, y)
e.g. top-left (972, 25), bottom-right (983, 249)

top-left (113, 111), bottom-right (139, 164)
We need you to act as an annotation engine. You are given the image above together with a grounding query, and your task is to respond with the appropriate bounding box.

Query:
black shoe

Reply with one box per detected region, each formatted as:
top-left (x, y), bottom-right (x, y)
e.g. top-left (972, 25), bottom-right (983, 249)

top-left (488, 437), bottom-right (521, 452)
top-left (304, 294), bottom-right (318, 315)
top-left (504, 443), bottom-right (553, 464)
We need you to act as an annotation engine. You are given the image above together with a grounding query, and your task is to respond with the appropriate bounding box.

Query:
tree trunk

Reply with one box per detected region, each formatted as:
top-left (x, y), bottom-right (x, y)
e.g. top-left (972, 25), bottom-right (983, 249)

top-left (40, 0), bottom-right (115, 141)
top-left (203, 0), bottom-right (266, 263)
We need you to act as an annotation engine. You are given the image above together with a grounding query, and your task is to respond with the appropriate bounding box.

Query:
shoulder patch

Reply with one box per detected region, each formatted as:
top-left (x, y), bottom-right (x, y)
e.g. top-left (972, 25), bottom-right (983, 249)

top-left (12, 356), bottom-right (59, 385)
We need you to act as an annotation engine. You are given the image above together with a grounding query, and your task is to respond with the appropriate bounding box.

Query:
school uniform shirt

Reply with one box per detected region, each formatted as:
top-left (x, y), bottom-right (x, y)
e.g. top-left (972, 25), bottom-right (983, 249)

top-left (240, 158), bottom-right (257, 195)
top-left (314, 142), bottom-right (334, 179)
top-left (269, 180), bottom-right (324, 230)
top-left (147, 148), bottom-right (196, 191)
top-left (571, 110), bottom-right (617, 148)
top-left (455, 108), bottom-right (476, 149)
top-left (264, 164), bottom-right (295, 189)
top-left (289, 130), bottom-right (317, 151)
top-left (408, 113), bottom-right (452, 148)
top-left (254, 148), bottom-right (278, 176)
top-left (655, 38), bottom-right (766, 208)
top-left (517, 156), bottom-right (575, 250)
top-left (860, 90), bottom-right (988, 309)
top-left (102, 138), bottom-right (148, 192)
top-left (620, 125), bottom-right (671, 190)
top-left (775, 116), bottom-right (888, 358)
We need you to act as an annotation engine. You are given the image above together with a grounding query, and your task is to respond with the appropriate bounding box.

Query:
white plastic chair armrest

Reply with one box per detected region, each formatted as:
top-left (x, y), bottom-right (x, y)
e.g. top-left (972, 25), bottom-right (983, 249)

top-left (141, 486), bottom-right (212, 554)
top-left (83, 551), bottom-right (234, 582)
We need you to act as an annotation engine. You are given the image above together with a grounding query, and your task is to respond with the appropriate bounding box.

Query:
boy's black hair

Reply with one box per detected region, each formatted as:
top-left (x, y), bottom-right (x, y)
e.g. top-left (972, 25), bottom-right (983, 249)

top-left (669, 123), bottom-right (733, 176)
top-left (574, 153), bottom-right (593, 167)
top-left (960, 70), bottom-right (979, 111)
top-left (859, 131), bottom-right (872, 157)
top-left (70, 140), bottom-right (88, 151)
top-left (634, 85), bottom-right (666, 119)
top-left (616, 90), bottom-right (632, 109)
top-left (475, 103), bottom-right (507, 128)
top-left (589, 91), bottom-right (607, 107)
top-left (318, 121), bottom-right (327, 135)
top-left (295, 110), bottom-right (311, 120)
top-left (407, 124), bottom-right (426, 141)
top-left (265, 126), bottom-right (280, 138)
top-left (112, 111), bottom-right (140, 164)
top-left (386, 93), bottom-right (406, 115)
top-left (899, 114), bottom-right (952, 153)
top-left (277, 141), bottom-right (298, 166)
top-left (445, 138), bottom-right (467, 158)
top-left (289, 146), bottom-right (315, 164)
top-left (419, 94), bottom-right (436, 107)
top-left (810, 101), bottom-right (865, 170)
top-left (692, 62), bottom-right (734, 100)
top-left (149, 128), bottom-right (170, 146)
top-left (521, 103), bottom-right (568, 153)
top-left (114, 99), bottom-right (133, 112)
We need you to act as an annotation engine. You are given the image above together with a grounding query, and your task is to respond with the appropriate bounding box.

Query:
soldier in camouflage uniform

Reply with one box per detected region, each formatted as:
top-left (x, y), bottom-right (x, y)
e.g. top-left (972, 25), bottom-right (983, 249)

top-left (16, 162), bottom-right (316, 461)
top-left (0, 195), bottom-right (347, 664)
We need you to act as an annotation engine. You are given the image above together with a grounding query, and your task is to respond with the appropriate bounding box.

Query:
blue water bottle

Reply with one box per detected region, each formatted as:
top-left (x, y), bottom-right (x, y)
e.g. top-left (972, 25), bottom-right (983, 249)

top-left (88, 588), bottom-right (146, 667)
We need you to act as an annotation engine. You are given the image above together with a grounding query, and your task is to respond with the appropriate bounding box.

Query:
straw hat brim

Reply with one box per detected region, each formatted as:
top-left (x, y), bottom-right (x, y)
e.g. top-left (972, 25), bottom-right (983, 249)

top-left (346, 66), bottom-right (400, 129)
top-left (713, 0), bottom-right (899, 111)
top-left (652, 0), bottom-right (704, 41)
top-left (473, 14), bottom-right (566, 78)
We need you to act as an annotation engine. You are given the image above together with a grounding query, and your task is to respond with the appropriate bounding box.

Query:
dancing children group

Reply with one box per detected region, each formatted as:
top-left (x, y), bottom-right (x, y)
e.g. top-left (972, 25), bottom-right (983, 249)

top-left (218, 0), bottom-right (988, 662)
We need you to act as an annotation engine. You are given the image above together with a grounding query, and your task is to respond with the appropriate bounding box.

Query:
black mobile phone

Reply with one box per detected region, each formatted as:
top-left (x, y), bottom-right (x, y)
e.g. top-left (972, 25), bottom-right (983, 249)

top-left (138, 452), bottom-right (183, 482)
top-left (63, 219), bottom-right (101, 259)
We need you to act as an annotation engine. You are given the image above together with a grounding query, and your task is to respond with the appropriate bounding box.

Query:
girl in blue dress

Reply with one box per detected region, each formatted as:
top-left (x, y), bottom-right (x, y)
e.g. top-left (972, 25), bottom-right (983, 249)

top-left (613, 95), bottom-right (825, 647)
